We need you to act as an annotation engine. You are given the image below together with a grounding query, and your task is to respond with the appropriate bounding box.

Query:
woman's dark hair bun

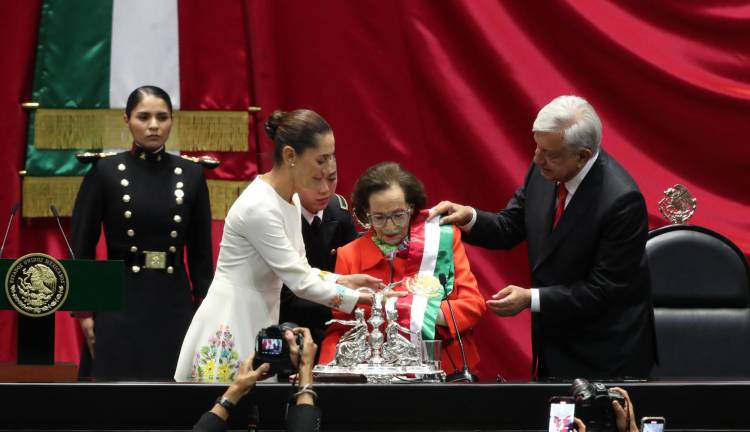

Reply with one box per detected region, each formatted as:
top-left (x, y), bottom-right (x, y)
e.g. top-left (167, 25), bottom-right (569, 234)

top-left (265, 108), bottom-right (332, 164)
top-left (263, 110), bottom-right (287, 140)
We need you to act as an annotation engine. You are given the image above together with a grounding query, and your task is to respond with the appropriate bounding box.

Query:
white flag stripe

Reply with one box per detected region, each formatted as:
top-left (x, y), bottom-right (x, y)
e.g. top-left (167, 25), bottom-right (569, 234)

top-left (109, 0), bottom-right (181, 109)
top-left (409, 295), bottom-right (427, 345)
top-left (418, 216), bottom-right (441, 276)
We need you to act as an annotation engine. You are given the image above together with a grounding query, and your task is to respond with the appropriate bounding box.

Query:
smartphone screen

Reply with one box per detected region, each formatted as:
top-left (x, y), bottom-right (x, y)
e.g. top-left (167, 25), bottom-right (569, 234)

top-left (549, 397), bottom-right (575, 432)
top-left (640, 417), bottom-right (665, 432)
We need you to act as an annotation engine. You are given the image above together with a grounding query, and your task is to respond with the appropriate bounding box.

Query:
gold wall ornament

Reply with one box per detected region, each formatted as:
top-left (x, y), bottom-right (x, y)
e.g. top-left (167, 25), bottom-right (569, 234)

top-left (206, 179), bottom-right (250, 220)
top-left (22, 176), bottom-right (82, 217)
top-left (173, 110), bottom-right (248, 151)
top-left (32, 108), bottom-right (248, 152)
top-left (4, 253), bottom-right (70, 317)
top-left (21, 176), bottom-right (248, 220)
top-left (658, 184), bottom-right (697, 224)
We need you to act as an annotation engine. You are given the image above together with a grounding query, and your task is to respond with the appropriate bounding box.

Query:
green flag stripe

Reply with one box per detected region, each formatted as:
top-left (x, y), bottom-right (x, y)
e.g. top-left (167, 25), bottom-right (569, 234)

top-left (33, 0), bottom-right (113, 107)
top-left (27, 0), bottom-right (113, 176)
top-left (421, 224), bottom-right (455, 340)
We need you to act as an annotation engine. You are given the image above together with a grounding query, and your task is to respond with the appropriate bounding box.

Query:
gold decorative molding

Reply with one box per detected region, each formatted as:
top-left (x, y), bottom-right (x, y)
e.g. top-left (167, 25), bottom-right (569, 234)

top-left (32, 108), bottom-right (248, 152)
top-left (21, 176), bottom-right (248, 220)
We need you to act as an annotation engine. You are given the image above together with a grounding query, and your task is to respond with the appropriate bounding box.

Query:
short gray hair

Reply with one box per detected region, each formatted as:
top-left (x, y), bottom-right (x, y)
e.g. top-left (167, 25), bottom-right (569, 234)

top-left (532, 95), bottom-right (601, 154)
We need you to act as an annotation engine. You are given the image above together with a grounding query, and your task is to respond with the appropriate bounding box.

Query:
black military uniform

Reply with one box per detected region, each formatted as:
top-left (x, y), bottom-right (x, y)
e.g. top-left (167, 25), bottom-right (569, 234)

top-left (279, 194), bottom-right (358, 349)
top-left (71, 145), bottom-right (213, 380)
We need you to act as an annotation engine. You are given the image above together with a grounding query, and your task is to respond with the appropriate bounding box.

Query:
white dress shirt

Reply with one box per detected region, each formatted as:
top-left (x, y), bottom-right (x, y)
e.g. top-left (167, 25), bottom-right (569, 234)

top-left (301, 205), bottom-right (324, 226)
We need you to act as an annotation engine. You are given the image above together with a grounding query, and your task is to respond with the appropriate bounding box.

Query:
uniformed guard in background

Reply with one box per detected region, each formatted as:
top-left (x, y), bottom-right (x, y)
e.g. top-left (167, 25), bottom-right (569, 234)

top-left (279, 160), bottom-right (358, 352)
top-left (71, 86), bottom-right (214, 380)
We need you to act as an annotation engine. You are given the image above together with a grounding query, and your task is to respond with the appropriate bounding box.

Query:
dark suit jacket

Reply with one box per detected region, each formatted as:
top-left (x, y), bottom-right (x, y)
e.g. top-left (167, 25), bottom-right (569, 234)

top-left (279, 194), bottom-right (359, 347)
top-left (465, 150), bottom-right (656, 379)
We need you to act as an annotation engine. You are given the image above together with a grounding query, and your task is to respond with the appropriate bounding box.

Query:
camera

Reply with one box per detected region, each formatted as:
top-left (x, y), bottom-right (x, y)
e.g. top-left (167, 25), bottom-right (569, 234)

top-left (252, 322), bottom-right (303, 375)
top-left (571, 378), bottom-right (626, 432)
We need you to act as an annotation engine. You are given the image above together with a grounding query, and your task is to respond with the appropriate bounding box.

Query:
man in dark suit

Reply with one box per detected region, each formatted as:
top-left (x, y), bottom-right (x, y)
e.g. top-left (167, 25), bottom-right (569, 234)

top-left (430, 95), bottom-right (656, 379)
top-left (280, 161), bottom-right (359, 350)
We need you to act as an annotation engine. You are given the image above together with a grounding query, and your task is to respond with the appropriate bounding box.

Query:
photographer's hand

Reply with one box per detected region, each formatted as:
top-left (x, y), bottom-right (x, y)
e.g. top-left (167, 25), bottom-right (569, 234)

top-left (611, 387), bottom-right (638, 432)
top-left (573, 417), bottom-right (586, 432)
top-left (286, 327), bottom-right (317, 405)
top-left (210, 353), bottom-right (270, 421)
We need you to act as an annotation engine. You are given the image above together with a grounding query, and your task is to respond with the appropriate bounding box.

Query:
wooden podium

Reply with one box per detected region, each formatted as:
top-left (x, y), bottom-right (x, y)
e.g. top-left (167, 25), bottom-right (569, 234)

top-left (1, 257), bottom-right (123, 381)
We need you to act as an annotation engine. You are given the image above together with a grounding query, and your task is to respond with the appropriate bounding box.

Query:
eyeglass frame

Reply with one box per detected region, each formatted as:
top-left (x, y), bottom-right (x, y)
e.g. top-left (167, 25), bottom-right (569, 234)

top-left (366, 207), bottom-right (413, 228)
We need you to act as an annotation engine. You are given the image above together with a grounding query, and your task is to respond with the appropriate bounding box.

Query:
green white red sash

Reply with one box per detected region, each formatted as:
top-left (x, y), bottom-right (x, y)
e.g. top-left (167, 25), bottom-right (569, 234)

top-left (385, 209), bottom-right (455, 343)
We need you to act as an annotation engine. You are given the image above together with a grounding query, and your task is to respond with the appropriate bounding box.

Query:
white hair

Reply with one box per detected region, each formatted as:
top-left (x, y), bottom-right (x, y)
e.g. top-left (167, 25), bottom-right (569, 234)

top-left (532, 95), bottom-right (602, 154)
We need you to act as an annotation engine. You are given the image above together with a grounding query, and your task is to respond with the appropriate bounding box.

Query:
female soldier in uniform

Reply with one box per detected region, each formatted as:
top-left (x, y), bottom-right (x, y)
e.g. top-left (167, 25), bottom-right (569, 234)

top-left (71, 85), bottom-right (214, 380)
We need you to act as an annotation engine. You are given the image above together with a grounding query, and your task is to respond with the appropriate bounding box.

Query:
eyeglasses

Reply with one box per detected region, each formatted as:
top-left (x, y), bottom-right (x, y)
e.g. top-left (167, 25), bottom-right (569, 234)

top-left (367, 208), bottom-right (412, 228)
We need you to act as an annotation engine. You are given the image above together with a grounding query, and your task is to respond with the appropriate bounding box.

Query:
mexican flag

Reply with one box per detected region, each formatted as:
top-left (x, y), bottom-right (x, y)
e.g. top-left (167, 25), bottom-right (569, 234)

top-left (24, 0), bottom-right (256, 219)
top-left (385, 210), bottom-right (455, 343)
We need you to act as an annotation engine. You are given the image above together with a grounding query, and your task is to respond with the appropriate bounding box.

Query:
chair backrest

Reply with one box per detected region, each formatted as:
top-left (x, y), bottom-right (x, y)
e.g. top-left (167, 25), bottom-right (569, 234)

top-left (647, 224), bottom-right (750, 379)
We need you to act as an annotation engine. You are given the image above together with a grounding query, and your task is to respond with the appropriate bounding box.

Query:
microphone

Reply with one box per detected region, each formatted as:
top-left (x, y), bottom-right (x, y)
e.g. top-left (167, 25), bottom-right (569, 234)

top-left (50, 205), bottom-right (76, 259)
top-left (439, 273), bottom-right (476, 383)
top-left (0, 202), bottom-right (20, 258)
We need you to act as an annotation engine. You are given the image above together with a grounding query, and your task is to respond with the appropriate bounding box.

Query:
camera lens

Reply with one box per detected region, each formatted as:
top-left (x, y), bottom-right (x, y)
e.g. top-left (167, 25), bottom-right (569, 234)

top-left (279, 322), bottom-right (298, 332)
top-left (571, 378), bottom-right (593, 401)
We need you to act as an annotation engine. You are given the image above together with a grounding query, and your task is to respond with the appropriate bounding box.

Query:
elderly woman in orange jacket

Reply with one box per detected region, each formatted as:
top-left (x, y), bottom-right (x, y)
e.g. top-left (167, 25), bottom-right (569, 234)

top-left (318, 162), bottom-right (486, 375)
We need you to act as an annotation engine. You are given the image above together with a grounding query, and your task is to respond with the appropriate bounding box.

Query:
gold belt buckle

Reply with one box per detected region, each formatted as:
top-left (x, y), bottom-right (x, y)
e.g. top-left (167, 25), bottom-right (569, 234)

top-left (143, 251), bottom-right (167, 269)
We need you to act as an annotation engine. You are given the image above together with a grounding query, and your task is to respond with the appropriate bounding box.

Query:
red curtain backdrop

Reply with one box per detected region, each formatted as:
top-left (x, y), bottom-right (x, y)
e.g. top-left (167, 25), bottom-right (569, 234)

top-left (1, 1), bottom-right (748, 381)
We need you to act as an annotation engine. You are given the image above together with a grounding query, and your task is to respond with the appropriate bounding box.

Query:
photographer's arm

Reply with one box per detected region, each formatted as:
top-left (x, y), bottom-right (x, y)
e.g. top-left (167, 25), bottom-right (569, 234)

top-left (192, 355), bottom-right (269, 432)
top-left (286, 328), bottom-right (322, 432)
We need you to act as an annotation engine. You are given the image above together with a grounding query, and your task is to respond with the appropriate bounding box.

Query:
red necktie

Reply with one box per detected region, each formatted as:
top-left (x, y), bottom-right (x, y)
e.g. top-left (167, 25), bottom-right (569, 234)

top-left (553, 183), bottom-right (568, 229)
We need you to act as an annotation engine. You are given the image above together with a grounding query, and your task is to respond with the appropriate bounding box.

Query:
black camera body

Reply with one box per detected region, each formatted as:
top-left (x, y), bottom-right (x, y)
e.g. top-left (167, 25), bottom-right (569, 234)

top-left (571, 378), bottom-right (626, 432)
top-left (252, 322), bottom-right (303, 375)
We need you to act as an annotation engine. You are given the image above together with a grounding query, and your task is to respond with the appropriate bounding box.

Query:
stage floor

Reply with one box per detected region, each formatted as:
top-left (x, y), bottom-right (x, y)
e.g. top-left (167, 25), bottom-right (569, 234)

top-left (1, 380), bottom-right (749, 431)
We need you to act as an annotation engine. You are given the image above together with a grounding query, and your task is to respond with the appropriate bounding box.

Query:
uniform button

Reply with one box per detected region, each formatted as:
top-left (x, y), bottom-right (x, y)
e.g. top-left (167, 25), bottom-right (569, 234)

top-left (127, 229), bottom-right (135, 237)
top-left (169, 246), bottom-right (177, 253)
top-left (330, 249), bottom-right (336, 256)
top-left (176, 181), bottom-right (184, 189)
top-left (122, 194), bottom-right (131, 203)
top-left (120, 179), bottom-right (129, 187)
top-left (173, 215), bottom-right (182, 223)
top-left (118, 163), bottom-right (126, 172)
top-left (167, 266), bottom-right (174, 274)
top-left (174, 189), bottom-right (184, 198)
top-left (170, 230), bottom-right (178, 238)
top-left (124, 210), bottom-right (132, 219)
top-left (176, 197), bottom-right (183, 205)
top-left (130, 246), bottom-right (138, 253)
top-left (174, 167), bottom-right (183, 175)
top-left (132, 265), bottom-right (141, 273)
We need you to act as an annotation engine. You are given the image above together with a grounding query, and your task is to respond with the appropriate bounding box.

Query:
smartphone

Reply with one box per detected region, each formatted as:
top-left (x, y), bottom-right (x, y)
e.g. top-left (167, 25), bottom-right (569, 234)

top-left (640, 417), bottom-right (665, 432)
top-left (549, 396), bottom-right (576, 432)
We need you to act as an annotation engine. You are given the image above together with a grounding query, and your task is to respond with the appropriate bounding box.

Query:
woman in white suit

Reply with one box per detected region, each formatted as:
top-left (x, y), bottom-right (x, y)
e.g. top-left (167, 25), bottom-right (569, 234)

top-left (175, 109), bottom-right (382, 382)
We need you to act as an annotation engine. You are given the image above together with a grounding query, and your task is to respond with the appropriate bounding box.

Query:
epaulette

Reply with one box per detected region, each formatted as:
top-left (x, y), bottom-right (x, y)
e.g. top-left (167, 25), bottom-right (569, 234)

top-left (75, 151), bottom-right (117, 164)
top-left (181, 154), bottom-right (221, 169)
top-left (335, 193), bottom-right (348, 211)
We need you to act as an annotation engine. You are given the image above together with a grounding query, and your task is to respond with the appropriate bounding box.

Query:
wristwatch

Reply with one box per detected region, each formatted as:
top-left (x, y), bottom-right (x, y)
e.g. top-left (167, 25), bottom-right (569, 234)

top-left (215, 396), bottom-right (236, 412)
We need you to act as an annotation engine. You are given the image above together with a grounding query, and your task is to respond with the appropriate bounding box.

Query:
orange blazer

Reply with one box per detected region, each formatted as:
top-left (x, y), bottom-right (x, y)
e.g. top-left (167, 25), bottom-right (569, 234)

top-left (319, 226), bottom-right (486, 373)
